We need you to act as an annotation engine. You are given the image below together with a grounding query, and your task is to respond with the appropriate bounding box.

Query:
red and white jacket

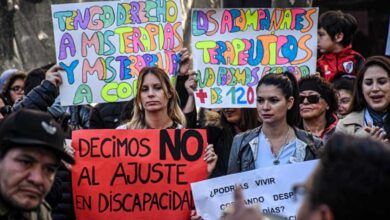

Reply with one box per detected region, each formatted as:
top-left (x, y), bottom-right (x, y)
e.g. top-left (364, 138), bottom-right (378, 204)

top-left (317, 45), bottom-right (365, 82)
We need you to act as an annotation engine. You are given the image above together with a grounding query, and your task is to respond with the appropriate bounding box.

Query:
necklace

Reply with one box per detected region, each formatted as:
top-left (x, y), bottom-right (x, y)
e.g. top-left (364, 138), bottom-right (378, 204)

top-left (272, 127), bottom-right (291, 165)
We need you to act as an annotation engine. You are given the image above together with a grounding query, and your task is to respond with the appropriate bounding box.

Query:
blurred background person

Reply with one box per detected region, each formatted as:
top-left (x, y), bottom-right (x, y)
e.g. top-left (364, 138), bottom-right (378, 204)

top-left (333, 76), bottom-right (355, 118)
top-left (204, 108), bottom-right (260, 177)
top-left (1, 71), bottom-right (25, 106)
top-left (296, 133), bottom-right (390, 220)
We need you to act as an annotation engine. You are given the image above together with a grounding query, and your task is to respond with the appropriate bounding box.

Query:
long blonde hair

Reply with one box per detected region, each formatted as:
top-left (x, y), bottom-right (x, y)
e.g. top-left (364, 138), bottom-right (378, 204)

top-left (127, 67), bottom-right (186, 129)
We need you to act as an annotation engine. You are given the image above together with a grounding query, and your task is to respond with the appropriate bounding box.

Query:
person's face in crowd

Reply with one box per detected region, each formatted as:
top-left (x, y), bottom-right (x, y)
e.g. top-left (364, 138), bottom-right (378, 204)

top-left (10, 79), bottom-right (24, 103)
top-left (336, 89), bottom-right (353, 116)
top-left (222, 108), bottom-right (241, 124)
top-left (0, 147), bottom-right (59, 211)
top-left (256, 85), bottom-right (293, 125)
top-left (140, 73), bottom-right (170, 113)
top-left (317, 28), bottom-right (335, 54)
top-left (299, 90), bottom-right (328, 120)
top-left (362, 65), bottom-right (390, 112)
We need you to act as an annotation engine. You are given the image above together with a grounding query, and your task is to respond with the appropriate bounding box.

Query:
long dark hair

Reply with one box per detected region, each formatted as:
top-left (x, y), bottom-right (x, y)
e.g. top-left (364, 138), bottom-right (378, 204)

top-left (256, 72), bottom-right (300, 126)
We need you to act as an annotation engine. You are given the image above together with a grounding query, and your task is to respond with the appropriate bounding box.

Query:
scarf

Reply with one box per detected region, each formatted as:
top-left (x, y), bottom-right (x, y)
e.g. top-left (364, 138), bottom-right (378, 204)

top-left (367, 107), bottom-right (387, 128)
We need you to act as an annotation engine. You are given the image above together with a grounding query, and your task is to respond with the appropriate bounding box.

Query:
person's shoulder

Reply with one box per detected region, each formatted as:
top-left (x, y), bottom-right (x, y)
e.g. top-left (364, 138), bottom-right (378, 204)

top-left (340, 46), bottom-right (364, 62)
top-left (232, 126), bottom-right (261, 146)
top-left (116, 124), bottom-right (128, 129)
top-left (348, 48), bottom-right (364, 58)
top-left (338, 110), bottom-right (364, 126)
top-left (205, 125), bottom-right (223, 135)
top-left (317, 52), bottom-right (336, 65)
top-left (238, 126), bottom-right (260, 137)
top-left (38, 200), bottom-right (53, 220)
top-left (294, 127), bottom-right (322, 146)
top-left (41, 200), bottom-right (52, 212)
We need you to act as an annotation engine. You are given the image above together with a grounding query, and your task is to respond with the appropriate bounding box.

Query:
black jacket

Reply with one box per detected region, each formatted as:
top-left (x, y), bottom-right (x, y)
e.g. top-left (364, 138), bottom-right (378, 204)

top-left (89, 101), bottom-right (131, 129)
top-left (51, 163), bottom-right (75, 220)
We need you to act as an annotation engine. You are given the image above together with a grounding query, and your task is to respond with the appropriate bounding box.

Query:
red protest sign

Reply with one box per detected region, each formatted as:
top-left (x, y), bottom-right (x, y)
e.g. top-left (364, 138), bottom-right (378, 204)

top-left (71, 129), bottom-right (208, 220)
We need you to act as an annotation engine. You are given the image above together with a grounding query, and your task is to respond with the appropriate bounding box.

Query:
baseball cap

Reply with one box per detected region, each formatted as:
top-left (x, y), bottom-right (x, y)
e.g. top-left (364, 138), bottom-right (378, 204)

top-left (0, 108), bottom-right (75, 164)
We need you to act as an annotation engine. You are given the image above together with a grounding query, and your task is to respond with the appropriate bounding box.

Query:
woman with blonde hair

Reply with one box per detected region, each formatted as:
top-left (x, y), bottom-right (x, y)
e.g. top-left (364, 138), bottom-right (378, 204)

top-left (117, 66), bottom-right (217, 175)
top-left (118, 66), bottom-right (186, 129)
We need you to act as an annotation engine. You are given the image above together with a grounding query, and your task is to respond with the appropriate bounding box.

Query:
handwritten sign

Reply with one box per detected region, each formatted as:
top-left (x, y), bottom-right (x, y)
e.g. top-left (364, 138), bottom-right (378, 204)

top-left (191, 8), bottom-right (318, 108)
top-left (72, 129), bottom-right (207, 220)
top-left (51, 0), bottom-right (183, 105)
top-left (191, 160), bottom-right (318, 220)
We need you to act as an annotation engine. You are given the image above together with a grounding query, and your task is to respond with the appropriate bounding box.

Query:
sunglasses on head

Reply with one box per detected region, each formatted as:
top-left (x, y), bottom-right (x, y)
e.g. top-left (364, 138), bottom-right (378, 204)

top-left (299, 95), bottom-right (321, 104)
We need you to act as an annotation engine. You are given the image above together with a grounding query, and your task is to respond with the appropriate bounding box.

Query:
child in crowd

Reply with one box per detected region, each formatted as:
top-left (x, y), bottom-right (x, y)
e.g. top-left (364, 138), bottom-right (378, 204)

top-left (333, 76), bottom-right (355, 118)
top-left (317, 10), bottom-right (365, 82)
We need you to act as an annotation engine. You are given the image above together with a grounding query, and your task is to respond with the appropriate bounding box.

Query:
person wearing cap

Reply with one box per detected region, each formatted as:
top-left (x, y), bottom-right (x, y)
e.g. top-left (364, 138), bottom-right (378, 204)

top-left (0, 108), bottom-right (75, 220)
top-left (298, 76), bottom-right (339, 143)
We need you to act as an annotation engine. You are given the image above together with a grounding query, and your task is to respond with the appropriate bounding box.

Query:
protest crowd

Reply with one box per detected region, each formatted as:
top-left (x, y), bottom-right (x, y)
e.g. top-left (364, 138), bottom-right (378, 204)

top-left (1, 1), bottom-right (390, 220)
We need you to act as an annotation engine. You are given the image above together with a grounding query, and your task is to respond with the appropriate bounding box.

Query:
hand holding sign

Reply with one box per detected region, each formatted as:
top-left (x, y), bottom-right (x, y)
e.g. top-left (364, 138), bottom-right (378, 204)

top-left (204, 144), bottom-right (218, 177)
top-left (179, 47), bottom-right (192, 76)
top-left (72, 129), bottom-right (208, 220)
top-left (51, 0), bottom-right (184, 105)
top-left (185, 71), bottom-right (198, 96)
top-left (46, 64), bottom-right (64, 88)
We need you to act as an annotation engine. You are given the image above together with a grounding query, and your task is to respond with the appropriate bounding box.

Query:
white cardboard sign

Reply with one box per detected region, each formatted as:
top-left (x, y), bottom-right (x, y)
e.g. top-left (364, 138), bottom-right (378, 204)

top-left (191, 160), bottom-right (318, 220)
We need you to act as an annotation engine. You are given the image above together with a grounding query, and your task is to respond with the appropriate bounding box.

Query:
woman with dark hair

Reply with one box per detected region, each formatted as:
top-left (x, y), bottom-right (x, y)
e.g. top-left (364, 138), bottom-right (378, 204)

top-left (1, 72), bottom-right (25, 105)
top-left (227, 72), bottom-right (322, 174)
top-left (298, 76), bottom-right (338, 143)
top-left (207, 108), bottom-right (260, 177)
top-left (336, 56), bottom-right (390, 142)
